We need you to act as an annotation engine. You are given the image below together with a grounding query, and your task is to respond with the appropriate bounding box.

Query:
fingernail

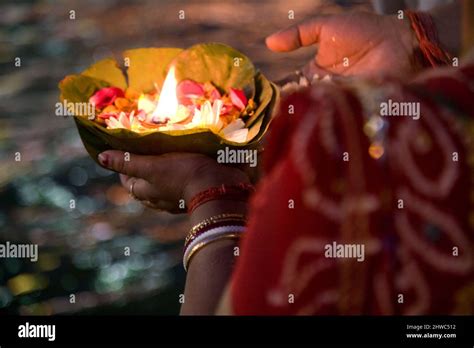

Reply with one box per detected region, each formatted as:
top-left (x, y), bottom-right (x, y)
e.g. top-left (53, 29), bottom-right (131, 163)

top-left (98, 153), bottom-right (109, 167)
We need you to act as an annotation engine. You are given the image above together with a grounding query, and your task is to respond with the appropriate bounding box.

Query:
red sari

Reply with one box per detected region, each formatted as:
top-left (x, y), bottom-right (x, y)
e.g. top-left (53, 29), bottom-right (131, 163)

top-left (230, 62), bottom-right (474, 315)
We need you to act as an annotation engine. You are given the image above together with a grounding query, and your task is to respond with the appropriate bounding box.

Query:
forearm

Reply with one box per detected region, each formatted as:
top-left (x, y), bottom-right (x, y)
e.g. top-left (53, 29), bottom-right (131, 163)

top-left (180, 171), bottom-right (249, 315)
top-left (181, 237), bottom-right (239, 315)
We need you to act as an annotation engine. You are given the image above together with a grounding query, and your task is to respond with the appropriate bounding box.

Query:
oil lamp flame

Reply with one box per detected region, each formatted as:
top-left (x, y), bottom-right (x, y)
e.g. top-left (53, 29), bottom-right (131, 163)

top-left (152, 66), bottom-right (179, 122)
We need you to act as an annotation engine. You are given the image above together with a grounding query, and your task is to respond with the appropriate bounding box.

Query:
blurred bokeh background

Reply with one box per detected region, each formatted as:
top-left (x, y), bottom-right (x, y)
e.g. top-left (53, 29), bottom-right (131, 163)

top-left (0, 0), bottom-right (374, 315)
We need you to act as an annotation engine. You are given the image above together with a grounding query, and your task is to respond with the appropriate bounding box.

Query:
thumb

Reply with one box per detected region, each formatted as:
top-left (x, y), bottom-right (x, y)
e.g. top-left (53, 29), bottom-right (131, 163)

top-left (98, 150), bottom-right (153, 179)
top-left (266, 17), bottom-right (325, 52)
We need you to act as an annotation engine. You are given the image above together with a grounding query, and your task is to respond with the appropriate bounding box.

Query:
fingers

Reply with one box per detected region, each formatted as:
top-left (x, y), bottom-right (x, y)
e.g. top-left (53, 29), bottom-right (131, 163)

top-left (266, 17), bottom-right (326, 52)
top-left (98, 151), bottom-right (201, 181)
top-left (98, 150), bottom-right (157, 179)
top-left (302, 60), bottom-right (334, 80)
top-left (99, 151), bottom-right (236, 212)
top-left (99, 151), bottom-right (207, 203)
top-left (120, 174), bottom-right (154, 201)
top-left (120, 174), bottom-right (179, 212)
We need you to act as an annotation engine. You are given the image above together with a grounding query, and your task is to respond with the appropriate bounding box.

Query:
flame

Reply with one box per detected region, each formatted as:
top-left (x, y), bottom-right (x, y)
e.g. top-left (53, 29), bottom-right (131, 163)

top-left (152, 66), bottom-right (179, 121)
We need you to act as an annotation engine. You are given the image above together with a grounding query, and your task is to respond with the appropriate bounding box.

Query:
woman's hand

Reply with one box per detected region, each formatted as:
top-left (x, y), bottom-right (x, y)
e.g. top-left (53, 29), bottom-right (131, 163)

top-left (97, 150), bottom-right (250, 213)
top-left (266, 11), bottom-right (418, 78)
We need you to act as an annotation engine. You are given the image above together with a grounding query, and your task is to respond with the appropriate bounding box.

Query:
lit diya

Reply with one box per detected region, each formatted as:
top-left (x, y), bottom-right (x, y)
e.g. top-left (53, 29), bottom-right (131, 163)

top-left (59, 43), bottom-right (278, 163)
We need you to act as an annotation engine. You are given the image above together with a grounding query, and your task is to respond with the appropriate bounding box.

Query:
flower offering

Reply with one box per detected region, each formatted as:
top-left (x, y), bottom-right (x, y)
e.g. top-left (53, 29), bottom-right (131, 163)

top-left (59, 43), bottom-right (278, 162)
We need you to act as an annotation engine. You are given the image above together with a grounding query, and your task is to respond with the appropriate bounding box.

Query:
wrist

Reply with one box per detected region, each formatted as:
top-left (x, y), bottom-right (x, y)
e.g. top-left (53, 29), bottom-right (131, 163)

top-left (182, 165), bottom-right (251, 271)
top-left (183, 166), bottom-right (250, 207)
top-left (390, 14), bottom-right (419, 56)
top-left (189, 200), bottom-right (248, 227)
top-left (184, 204), bottom-right (247, 271)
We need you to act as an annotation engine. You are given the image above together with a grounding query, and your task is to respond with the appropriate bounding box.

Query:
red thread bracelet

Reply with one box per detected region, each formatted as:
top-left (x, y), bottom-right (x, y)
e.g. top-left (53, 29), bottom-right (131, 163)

top-left (406, 10), bottom-right (452, 68)
top-left (187, 183), bottom-right (255, 213)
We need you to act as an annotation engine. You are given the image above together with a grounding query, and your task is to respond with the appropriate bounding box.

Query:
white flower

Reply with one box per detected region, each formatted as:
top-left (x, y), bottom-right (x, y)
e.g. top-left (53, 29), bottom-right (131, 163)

top-left (191, 100), bottom-right (224, 133)
top-left (220, 119), bottom-right (248, 143)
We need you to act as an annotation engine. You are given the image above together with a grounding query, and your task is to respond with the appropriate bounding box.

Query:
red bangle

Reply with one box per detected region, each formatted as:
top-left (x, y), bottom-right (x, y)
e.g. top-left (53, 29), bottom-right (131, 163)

top-left (406, 10), bottom-right (452, 68)
top-left (187, 183), bottom-right (255, 213)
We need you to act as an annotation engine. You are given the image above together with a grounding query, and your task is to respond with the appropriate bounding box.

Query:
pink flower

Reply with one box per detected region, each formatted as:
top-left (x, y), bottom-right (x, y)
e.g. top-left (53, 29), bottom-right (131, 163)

top-left (105, 112), bottom-right (130, 129)
top-left (89, 87), bottom-right (124, 109)
top-left (229, 88), bottom-right (247, 111)
top-left (208, 86), bottom-right (221, 101)
top-left (177, 80), bottom-right (204, 106)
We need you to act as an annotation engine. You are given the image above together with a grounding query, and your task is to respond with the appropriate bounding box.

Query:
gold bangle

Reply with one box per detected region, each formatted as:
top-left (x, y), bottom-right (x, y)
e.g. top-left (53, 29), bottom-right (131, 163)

top-left (190, 213), bottom-right (246, 233)
top-left (185, 213), bottom-right (246, 245)
top-left (184, 232), bottom-right (242, 271)
top-left (185, 217), bottom-right (246, 245)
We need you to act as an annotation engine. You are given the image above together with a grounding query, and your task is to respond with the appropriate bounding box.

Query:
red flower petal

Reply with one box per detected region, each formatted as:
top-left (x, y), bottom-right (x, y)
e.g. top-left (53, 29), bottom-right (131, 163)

top-left (89, 87), bottom-right (124, 109)
top-left (202, 82), bottom-right (221, 102)
top-left (229, 88), bottom-right (247, 111)
top-left (177, 80), bottom-right (205, 105)
top-left (209, 88), bottom-right (221, 101)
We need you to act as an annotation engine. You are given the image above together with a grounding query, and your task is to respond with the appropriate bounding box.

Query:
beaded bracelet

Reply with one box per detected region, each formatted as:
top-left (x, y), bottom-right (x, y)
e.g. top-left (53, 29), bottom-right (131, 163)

top-left (187, 183), bottom-right (255, 213)
top-left (183, 225), bottom-right (245, 271)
